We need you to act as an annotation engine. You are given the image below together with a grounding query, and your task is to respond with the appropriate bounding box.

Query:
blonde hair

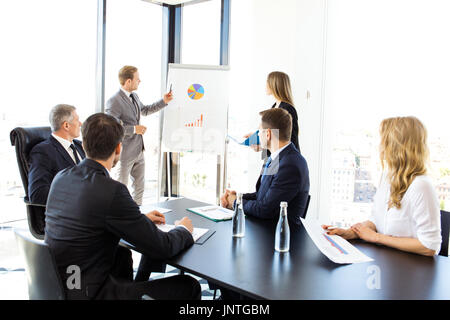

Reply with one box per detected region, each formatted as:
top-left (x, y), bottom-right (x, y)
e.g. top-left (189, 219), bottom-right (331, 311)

top-left (267, 71), bottom-right (294, 106)
top-left (118, 65), bottom-right (138, 86)
top-left (379, 116), bottom-right (429, 209)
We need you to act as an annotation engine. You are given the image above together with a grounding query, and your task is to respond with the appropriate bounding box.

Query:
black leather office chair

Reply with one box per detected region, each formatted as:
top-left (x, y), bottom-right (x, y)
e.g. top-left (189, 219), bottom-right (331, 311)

top-left (439, 210), bottom-right (449, 257)
top-left (302, 194), bottom-right (311, 219)
top-left (14, 229), bottom-right (65, 300)
top-left (10, 127), bottom-right (52, 240)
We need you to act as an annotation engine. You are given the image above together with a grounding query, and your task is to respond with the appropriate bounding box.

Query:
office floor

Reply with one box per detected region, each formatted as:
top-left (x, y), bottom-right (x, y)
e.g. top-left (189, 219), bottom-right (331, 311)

top-left (0, 218), bottom-right (218, 300)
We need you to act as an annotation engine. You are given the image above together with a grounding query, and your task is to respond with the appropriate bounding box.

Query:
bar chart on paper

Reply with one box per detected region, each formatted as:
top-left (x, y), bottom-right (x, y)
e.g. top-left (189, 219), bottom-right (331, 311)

top-left (184, 114), bottom-right (204, 128)
top-left (163, 64), bottom-right (229, 154)
top-left (300, 218), bottom-right (374, 264)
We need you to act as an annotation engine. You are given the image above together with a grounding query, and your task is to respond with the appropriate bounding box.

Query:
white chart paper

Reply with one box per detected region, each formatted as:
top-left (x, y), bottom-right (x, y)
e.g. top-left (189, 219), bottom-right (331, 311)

top-left (301, 218), bottom-right (374, 264)
top-left (163, 64), bottom-right (230, 154)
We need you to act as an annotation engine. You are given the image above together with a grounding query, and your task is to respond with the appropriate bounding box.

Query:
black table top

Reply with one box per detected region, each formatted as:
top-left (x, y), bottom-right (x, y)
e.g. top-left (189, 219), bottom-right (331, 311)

top-left (137, 198), bottom-right (450, 300)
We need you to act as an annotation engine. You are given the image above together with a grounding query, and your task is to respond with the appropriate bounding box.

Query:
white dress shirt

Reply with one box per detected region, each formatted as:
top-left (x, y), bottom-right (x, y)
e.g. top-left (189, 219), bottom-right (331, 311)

top-left (369, 172), bottom-right (442, 254)
top-left (120, 87), bottom-right (134, 103)
top-left (268, 142), bottom-right (291, 162)
top-left (52, 133), bottom-right (81, 165)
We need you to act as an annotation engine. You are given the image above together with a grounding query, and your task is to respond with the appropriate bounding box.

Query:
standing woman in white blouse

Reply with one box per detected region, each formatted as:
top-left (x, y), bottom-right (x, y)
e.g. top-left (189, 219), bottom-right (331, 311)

top-left (323, 116), bottom-right (442, 256)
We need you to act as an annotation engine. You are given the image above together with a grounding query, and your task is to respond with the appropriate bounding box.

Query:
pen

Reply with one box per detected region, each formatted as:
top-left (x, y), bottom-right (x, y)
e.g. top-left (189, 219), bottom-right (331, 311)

top-left (169, 84), bottom-right (172, 92)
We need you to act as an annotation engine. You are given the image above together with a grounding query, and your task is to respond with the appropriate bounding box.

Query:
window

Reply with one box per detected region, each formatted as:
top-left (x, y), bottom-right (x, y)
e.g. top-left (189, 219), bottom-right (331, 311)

top-left (177, 0), bottom-right (221, 203)
top-left (323, 0), bottom-right (450, 225)
top-left (0, 0), bottom-right (97, 223)
top-left (105, 0), bottom-right (162, 203)
top-left (182, 0), bottom-right (221, 65)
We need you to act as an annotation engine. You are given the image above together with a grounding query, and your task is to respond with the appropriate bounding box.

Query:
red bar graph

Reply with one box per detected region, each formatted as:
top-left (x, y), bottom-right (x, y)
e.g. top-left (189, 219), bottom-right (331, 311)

top-left (184, 114), bottom-right (204, 128)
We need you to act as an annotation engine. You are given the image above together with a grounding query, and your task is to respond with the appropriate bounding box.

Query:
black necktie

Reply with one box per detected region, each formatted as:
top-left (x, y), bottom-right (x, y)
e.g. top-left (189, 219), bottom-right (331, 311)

top-left (130, 93), bottom-right (139, 115)
top-left (69, 144), bottom-right (80, 164)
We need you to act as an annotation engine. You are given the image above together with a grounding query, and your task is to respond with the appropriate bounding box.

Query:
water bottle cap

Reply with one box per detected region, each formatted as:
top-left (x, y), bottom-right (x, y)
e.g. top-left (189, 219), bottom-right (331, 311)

top-left (280, 201), bottom-right (288, 207)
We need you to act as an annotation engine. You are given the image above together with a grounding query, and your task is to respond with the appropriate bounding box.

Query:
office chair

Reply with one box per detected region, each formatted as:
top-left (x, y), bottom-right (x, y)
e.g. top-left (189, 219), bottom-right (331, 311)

top-left (14, 229), bottom-right (66, 300)
top-left (302, 194), bottom-right (311, 219)
top-left (10, 127), bottom-right (52, 240)
top-left (439, 210), bottom-right (449, 257)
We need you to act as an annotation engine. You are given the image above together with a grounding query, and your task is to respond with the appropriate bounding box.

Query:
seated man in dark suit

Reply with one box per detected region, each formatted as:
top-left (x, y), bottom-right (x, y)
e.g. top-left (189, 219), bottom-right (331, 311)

top-left (28, 104), bottom-right (85, 205)
top-left (221, 108), bottom-right (310, 226)
top-left (45, 113), bottom-right (200, 300)
top-left (216, 108), bottom-right (310, 300)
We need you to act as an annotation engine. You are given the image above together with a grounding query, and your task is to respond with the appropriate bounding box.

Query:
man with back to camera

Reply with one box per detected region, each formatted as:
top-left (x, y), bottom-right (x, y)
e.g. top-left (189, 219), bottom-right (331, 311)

top-left (221, 108), bottom-right (310, 227)
top-left (28, 104), bottom-right (85, 206)
top-left (44, 113), bottom-right (201, 300)
top-left (106, 65), bottom-right (174, 281)
top-left (105, 65), bottom-right (173, 206)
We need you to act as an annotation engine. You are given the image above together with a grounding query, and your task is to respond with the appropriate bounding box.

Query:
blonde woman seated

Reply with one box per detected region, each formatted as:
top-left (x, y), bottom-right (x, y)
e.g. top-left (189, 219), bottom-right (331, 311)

top-left (323, 116), bottom-right (442, 256)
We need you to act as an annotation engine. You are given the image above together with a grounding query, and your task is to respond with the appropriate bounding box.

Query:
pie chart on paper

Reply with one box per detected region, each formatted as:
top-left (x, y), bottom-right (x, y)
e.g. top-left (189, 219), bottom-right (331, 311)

top-left (187, 84), bottom-right (205, 100)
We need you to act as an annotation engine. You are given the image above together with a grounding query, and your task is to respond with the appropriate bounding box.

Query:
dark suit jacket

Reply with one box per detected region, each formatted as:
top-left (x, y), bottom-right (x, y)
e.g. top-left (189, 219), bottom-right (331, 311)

top-left (44, 159), bottom-right (194, 300)
top-left (28, 135), bottom-right (85, 205)
top-left (243, 143), bottom-right (309, 226)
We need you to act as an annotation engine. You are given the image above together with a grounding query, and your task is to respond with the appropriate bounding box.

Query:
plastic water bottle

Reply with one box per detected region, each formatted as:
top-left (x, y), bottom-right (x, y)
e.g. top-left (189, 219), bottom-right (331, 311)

top-left (232, 193), bottom-right (245, 237)
top-left (275, 202), bottom-right (290, 252)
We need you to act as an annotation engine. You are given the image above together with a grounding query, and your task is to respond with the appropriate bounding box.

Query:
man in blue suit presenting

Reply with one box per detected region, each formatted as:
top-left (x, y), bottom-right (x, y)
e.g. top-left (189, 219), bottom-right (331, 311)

top-left (221, 108), bottom-right (310, 226)
top-left (28, 104), bottom-right (85, 205)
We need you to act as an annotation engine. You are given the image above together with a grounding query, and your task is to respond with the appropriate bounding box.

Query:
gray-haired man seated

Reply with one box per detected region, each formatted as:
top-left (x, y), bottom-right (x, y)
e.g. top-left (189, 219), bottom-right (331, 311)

top-left (28, 104), bottom-right (85, 206)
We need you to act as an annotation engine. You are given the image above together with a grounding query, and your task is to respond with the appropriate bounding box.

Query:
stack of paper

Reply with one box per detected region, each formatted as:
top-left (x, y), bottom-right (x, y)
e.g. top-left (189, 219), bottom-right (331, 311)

top-left (156, 224), bottom-right (209, 242)
top-left (140, 205), bottom-right (172, 214)
top-left (187, 205), bottom-right (234, 222)
top-left (300, 218), bottom-right (374, 264)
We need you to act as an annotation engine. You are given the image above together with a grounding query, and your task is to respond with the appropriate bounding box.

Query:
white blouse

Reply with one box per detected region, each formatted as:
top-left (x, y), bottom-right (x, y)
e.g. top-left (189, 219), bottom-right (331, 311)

top-left (369, 173), bottom-right (442, 254)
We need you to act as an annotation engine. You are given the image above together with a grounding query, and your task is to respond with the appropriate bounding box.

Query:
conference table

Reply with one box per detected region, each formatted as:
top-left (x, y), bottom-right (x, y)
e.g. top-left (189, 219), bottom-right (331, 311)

top-left (130, 197), bottom-right (450, 300)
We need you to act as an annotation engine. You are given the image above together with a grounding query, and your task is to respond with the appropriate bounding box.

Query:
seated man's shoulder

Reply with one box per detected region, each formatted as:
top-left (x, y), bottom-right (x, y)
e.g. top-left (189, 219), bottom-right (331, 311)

top-left (29, 140), bottom-right (59, 166)
top-left (30, 138), bottom-right (53, 154)
top-left (73, 138), bottom-right (83, 147)
top-left (282, 147), bottom-right (307, 167)
top-left (56, 164), bottom-right (123, 191)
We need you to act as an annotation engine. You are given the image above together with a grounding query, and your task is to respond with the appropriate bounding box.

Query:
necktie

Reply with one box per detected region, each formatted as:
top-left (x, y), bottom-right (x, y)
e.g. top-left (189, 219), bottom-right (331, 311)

top-left (69, 144), bottom-right (80, 164)
top-left (261, 157), bottom-right (272, 184)
top-left (130, 93), bottom-right (139, 115)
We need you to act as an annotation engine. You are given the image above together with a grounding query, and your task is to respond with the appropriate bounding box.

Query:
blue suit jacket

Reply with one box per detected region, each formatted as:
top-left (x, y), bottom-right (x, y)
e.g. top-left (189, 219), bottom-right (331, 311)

top-left (242, 143), bottom-right (310, 226)
top-left (28, 135), bottom-right (85, 205)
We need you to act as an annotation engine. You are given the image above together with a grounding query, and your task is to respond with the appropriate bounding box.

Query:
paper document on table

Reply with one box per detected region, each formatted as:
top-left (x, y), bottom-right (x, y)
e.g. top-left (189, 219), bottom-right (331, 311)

top-left (140, 204), bottom-right (172, 214)
top-left (187, 205), bottom-right (234, 222)
top-left (156, 224), bottom-right (209, 242)
top-left (300, 218), bottom-right (374, 264)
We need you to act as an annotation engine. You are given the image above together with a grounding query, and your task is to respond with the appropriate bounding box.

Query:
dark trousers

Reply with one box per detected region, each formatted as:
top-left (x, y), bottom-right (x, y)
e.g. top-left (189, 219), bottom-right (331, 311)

top-left (214, 285), bottom-right (250, 300)
top-left (134, 254), bottom-right (166, 282)
top-left (97, 246), bottom-right (201, 300)
top-left (95, 274), bottom-right (201, 300)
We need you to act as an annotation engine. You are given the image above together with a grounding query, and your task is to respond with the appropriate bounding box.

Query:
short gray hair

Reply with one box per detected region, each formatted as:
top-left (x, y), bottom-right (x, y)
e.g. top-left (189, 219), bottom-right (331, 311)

top-left (49, 104), bottom-right (76, 132)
